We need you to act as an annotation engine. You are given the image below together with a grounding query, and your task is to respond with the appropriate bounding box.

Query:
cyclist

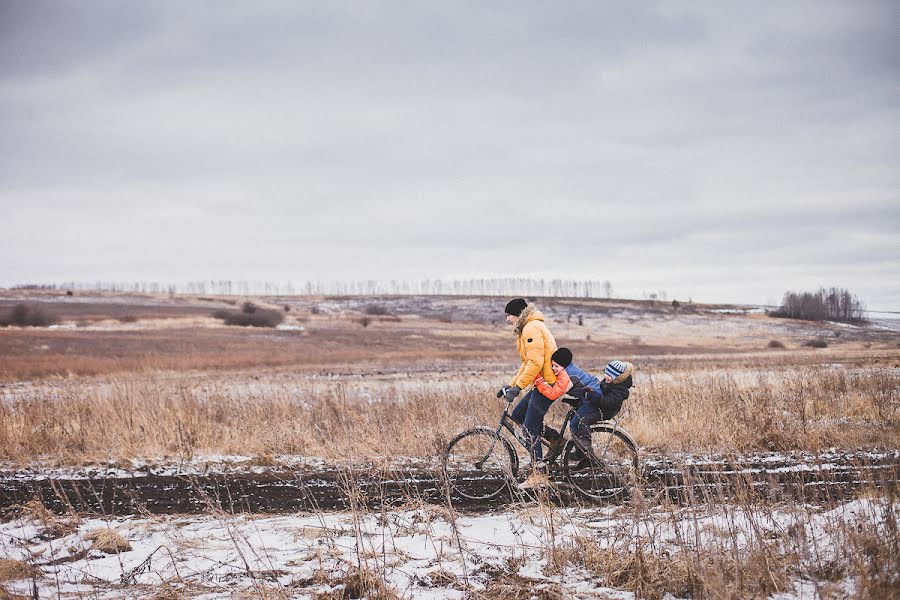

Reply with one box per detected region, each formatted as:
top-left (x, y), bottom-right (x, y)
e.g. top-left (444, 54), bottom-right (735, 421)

top-left (498, 298), bottom-right (558, 489)
top-left (534, 348), bottom-right (634, 463)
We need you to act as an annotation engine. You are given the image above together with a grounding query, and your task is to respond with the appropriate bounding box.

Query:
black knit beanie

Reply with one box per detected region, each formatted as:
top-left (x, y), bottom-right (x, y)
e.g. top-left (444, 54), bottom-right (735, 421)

top-left (551, 347), bottom-right (573, 368)
top-left (504, 298), bottom-right (528, 316)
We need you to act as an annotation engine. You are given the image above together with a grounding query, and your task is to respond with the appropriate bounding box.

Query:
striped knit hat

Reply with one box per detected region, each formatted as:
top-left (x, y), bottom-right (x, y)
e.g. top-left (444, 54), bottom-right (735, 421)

top-left (605, 360), bottom-right (628, 380)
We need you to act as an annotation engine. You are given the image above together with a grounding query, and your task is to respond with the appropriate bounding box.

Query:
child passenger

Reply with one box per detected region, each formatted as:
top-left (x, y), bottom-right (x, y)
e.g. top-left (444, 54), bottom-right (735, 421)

top-left (533, 348), bottom-right (633, 460)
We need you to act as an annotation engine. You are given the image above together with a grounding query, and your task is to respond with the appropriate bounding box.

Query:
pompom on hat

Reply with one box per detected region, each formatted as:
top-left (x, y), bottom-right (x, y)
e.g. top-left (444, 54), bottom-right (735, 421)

top-left (504, 298), bottom-right (528, 316)
top-left (605, 360), bottom-right (630, 381)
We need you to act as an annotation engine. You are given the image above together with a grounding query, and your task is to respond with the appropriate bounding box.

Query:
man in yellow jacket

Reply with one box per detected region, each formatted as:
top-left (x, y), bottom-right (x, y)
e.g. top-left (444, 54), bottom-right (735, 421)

top-left (498, 298), bottom-right (559, 488)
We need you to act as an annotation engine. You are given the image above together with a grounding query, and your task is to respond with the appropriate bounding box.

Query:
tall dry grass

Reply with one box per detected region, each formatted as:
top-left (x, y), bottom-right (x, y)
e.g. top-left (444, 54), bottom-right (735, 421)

top-left (0, 364), bottom-right (896, 464)
top-left (632, 365), bottom-right (899, 451)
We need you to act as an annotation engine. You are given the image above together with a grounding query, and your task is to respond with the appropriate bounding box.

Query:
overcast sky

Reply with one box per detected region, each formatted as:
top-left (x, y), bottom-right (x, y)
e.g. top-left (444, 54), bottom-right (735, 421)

top-left (1, 1), bottom-right (898, 308)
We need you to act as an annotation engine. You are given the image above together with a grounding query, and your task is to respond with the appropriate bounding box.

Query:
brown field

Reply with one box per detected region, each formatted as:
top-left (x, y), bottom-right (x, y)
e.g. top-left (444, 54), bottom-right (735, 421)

top-left (1, 290), bottom-right (898, 599)
top-left (0, 290), bottom-right (897, 465)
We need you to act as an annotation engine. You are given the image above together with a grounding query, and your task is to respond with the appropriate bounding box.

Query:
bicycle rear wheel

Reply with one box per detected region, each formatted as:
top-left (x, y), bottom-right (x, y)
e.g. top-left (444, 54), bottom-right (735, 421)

top-left (562, 424), bottom-right (639, 500)
top-left (443, 427), bottom-right (519, 500)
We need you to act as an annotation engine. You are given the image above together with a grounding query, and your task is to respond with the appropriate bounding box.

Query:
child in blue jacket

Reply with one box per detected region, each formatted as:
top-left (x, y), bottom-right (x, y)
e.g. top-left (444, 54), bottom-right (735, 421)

top-left (534, 347), bottom-right (633, 457)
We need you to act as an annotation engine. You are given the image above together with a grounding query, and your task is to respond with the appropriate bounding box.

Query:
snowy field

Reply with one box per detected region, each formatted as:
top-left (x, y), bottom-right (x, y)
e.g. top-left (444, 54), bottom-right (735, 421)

top-left (1, 497), bottom-right (896, 599)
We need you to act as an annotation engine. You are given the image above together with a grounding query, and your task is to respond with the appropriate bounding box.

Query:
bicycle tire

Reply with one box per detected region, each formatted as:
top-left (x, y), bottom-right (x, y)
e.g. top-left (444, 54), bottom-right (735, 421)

top-left (443, 427), bottom-right (519, 500)
top-left (561, 424), bottom-right (639, 501)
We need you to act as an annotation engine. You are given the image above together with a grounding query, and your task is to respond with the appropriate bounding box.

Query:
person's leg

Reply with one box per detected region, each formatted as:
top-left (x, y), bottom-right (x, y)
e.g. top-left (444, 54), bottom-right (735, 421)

top-left (600, 405), bottom-right (622, 421)
top-left (522, 390), bottom-right (554, 462)
top-left (571, 403), bottom-right (603, 457)
top-left (510, 392), bottom-right (530, 425)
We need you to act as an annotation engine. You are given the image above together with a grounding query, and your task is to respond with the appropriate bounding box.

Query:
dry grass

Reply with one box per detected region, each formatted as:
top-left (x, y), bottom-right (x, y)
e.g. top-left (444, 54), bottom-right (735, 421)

top-left (84, 528), bottom-right (132, 553)
top-left (0, 559), bottom-right (38, 582)
top-left (0, 360), bottom-right (896, 464)
top-left (631, 365), bottom-right (900, 451)
top-left (313, 567), bottom-right (400, 600)
top-left (554, 487), bottom-right (899, 599)
top-left (0, 291), bottom-right (897, 463)
top-left (573, 540), bottom-right (791, 599)
top-left (15, 499), bottom-right (79, 539)
top-left (1, 292), bottom-right (897, 600)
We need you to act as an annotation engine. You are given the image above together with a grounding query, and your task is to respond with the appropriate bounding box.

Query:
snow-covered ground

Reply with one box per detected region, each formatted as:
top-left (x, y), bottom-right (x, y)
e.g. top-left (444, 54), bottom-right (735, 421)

top-left (1, 498), bottom-right (895, 599)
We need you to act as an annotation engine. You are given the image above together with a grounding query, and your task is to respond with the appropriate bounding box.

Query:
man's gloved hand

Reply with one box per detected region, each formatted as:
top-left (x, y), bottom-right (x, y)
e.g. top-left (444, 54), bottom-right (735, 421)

top-left (502, 385), bottom-right (521, 403)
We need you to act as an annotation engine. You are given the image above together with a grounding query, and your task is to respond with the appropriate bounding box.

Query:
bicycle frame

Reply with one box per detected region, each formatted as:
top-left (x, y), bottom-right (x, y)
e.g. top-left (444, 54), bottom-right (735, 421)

top-left (489, 399), bottom-right (578, 465)
top-left (489, 398), bottom-right (633, 467)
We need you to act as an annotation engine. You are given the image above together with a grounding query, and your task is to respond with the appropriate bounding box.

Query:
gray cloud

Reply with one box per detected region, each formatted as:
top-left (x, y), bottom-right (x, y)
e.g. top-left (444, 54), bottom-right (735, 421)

top-left (1, 1), bottom-right (898, 307)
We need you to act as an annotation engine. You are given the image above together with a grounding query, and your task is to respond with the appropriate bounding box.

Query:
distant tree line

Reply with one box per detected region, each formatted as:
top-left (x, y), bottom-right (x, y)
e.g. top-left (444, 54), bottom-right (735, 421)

top-left (771, 287), bottom-right (865, 323)
top-left (11, 278), bottom-right (616, 299)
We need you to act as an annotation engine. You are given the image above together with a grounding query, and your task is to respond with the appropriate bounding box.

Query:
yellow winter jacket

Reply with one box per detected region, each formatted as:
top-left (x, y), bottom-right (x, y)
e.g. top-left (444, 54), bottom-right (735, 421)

top-left (510, 305), bottom-right (558, 389)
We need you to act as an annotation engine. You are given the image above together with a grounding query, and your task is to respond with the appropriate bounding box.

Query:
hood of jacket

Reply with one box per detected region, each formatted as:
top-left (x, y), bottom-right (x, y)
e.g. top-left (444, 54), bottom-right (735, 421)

top-left (513, 304), bottom-right (545, 337)
top-left (612, 362), bottom-right (635, 385)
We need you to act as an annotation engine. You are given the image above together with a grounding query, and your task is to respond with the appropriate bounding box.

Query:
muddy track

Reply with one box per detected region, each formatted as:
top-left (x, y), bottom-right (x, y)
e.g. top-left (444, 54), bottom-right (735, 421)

top-left (2, 455), bottom-right (897, 516)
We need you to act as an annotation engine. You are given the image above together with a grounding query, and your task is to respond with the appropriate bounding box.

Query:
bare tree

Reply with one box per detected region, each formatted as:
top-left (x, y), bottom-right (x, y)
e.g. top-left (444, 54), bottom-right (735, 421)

top-left (772, 287), bottom-right (865, 323)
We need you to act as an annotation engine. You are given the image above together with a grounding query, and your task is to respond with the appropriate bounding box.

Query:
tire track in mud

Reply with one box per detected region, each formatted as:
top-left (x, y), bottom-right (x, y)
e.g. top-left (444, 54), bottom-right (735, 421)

top-left (2, 455), bottom-right (897, 516)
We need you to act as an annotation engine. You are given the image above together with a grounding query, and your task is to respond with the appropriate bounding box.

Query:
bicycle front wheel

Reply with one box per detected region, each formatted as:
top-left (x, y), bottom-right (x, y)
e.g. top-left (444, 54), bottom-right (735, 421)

top-left (562, 424), bottom-right (639, 501)
top-left (443, 427), bottom-right (519, 500)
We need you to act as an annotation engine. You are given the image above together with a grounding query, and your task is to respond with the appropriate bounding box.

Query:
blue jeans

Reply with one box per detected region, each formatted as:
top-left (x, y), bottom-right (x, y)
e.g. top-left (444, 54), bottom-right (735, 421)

top-left (510, 388), bottom-right (554, 462)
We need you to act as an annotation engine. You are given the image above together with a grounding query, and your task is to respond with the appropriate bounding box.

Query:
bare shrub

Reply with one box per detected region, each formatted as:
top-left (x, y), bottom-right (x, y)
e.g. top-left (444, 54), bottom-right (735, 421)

top-left (117, 315), bottom-right (138, 323)
top-left (212, 302), bottom-right (284, 327)
top-left (771, 287), bottom-right (865, 323)
top-left (768, 340), bottom-right (786, 349)
top-left (359, 316), bottom-right (371, 328)
top-left (310, 305), bottom-right (321, 315)
top-left (0, 303), bottom-right (57, 327)
top-left (365, 304), bottom-right (390, 316)
top-left (804, 338), bottom-right (828, 348)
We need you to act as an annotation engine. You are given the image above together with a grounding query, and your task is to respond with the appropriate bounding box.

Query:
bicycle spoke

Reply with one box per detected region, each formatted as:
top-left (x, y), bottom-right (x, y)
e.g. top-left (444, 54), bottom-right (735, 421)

top-left (562, 426), bottom-right (638, 501)
top-left (443, 429), bottom-right (517, 500)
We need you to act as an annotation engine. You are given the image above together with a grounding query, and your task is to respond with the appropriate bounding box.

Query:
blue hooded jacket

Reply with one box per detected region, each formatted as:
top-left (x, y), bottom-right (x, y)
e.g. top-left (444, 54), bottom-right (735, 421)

top-left (564, 363), bottom-right (603, 397)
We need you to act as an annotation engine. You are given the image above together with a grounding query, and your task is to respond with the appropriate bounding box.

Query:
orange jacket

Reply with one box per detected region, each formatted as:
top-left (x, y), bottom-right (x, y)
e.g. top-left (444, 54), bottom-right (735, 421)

top-left (534, 369), bottom-right (572, 401)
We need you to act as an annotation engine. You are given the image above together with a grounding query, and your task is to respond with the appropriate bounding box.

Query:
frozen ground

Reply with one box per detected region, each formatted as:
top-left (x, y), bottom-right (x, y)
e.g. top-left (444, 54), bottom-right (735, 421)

top-left (1, 498), bottom-right (895, 599)
top-left (3, 449), bottom-right (897, 481)
top-left (2, 450), bottom-right (896, 516)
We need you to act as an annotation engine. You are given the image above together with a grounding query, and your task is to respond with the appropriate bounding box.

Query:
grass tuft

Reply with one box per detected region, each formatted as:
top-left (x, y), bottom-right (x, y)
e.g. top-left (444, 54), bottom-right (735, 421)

top-left (84, 528), bottom-right (132, 554)
top-left (0, 559), bottom-right (38, 581)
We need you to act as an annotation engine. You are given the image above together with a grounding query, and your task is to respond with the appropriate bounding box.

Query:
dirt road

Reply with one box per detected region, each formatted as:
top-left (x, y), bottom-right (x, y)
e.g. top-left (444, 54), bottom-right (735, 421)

top-left (2, 452), bottom-right (896, 515)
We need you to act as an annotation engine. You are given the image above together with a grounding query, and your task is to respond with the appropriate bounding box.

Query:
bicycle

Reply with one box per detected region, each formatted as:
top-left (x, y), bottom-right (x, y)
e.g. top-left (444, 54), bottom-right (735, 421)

top-left (442, 392), bottom-right (639, 501)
